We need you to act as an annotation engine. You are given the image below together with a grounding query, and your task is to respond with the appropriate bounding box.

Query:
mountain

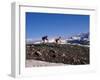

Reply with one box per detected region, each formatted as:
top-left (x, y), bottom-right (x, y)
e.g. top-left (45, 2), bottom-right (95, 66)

top-left (26, 39), bottom-right (42, 44)
top-left (67, 32), bottom-right (89, 45)
top-left (26, 32), bottom-right (89, 45)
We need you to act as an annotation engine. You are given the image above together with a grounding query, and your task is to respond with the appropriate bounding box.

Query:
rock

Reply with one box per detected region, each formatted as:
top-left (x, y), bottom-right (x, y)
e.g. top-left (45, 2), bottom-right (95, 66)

top-left (62, 53), bottom-right (66, 57)
top-left (49, 49), bottom-right (56, 53)
top-left (34, 51), bottom-right (42, 56)
top-left (26, 43), bottom-right (89, 65)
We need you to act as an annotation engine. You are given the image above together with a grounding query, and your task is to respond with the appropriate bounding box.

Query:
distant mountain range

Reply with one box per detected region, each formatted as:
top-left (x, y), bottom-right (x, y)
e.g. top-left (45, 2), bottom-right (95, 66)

top-left (67, 32), bottom-right (89, 45)
top-left (26, 40), bottom-right (42, 44)
top-left (26, 32), bottom-right (89, 45)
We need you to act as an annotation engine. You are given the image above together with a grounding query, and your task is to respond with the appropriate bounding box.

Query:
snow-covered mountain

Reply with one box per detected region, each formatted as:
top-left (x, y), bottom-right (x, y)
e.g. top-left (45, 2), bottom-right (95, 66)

top-left (67, 32), bottom-right (89, 45)
top-left (26, 32), bottom-right (89, 45)
top-left (68, 32), bottom-right (89, 41)
top-left (26, 39), bottom-right (42, 44)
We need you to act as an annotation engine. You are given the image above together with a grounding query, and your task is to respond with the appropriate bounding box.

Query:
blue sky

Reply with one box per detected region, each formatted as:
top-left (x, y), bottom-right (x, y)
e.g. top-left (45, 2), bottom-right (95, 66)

top-left (26, 12), bottom-right (89, 40)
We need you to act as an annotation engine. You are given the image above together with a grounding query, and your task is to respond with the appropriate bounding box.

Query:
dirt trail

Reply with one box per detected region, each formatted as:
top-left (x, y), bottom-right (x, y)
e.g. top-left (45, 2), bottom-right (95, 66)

top-left (26, 60), bottom-right (65, 67)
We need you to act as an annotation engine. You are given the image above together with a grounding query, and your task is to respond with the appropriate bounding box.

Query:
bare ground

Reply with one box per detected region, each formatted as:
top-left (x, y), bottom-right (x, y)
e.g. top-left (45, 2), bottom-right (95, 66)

top-left (26, 60), bottom-right (65, 67)
top-left (26, 43), bottom-right (89, 67)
